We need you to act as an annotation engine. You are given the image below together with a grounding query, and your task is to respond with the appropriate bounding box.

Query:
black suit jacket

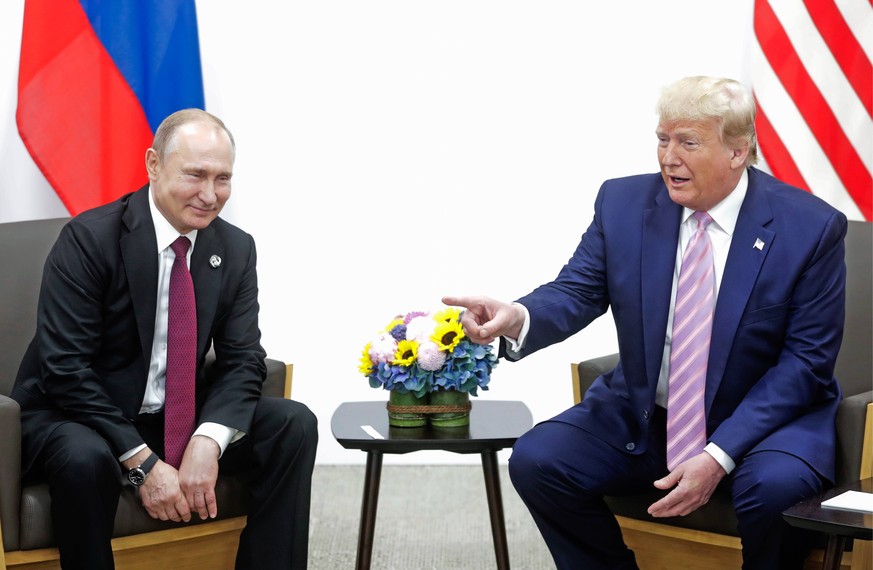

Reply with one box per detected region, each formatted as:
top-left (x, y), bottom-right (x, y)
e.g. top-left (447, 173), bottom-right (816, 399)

top-left (13, 186), bottom-right (267, 473)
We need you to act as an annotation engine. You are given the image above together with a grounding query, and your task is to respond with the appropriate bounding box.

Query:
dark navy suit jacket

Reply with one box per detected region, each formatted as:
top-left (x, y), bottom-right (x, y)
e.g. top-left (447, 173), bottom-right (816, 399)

top-left (509, 167), bottom-right (846, 481)
top-left (13, 186), bottom-right (267, 474)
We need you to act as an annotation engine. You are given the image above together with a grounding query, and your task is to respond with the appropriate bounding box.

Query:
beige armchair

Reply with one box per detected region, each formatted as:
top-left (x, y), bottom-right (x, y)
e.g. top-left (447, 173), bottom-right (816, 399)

top-left (571, 220), bottom-right (872, 570)
top-left (0, 218), bottom-right (293, 570)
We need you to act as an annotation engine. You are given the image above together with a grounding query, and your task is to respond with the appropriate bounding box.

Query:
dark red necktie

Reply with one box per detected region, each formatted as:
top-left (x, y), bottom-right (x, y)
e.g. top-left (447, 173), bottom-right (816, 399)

top-left (164, 236), bottom-right (197, 468)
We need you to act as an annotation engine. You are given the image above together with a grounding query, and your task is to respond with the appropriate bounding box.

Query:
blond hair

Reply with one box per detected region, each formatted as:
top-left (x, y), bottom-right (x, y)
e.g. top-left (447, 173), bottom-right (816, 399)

top-left (657, 76), bottom-right (758, 166)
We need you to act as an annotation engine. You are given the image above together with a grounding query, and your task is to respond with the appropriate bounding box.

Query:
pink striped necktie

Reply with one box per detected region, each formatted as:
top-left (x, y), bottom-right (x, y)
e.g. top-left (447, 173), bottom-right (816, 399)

top-left (164, 236), bottom-right (197, 469)
top-left (666, 211), bottom-right (714, 471)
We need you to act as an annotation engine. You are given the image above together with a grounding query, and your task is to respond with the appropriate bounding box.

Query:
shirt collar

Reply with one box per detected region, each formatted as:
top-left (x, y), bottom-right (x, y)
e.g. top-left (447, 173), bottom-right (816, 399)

top-left (148, 185), bottom-right (198, 253)
top-left (681, 168), bottom-right (748, 236)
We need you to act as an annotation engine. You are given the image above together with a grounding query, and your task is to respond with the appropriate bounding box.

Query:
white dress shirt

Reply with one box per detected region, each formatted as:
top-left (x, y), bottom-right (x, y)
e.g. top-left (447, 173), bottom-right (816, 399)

top-left (118, 189), bottom-right (238, 461)
top-left (509, 170), bottom-right (749, 473)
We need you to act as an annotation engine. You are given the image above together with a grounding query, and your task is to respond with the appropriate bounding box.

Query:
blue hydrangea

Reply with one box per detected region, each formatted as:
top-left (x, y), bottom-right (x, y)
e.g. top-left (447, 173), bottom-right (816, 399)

top-left (365, 324), bottom-right (498, 397)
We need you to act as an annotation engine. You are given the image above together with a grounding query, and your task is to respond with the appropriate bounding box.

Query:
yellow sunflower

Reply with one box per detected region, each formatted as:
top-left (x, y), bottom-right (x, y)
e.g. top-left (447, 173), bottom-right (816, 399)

top-left (359, 343), bottom-right (375, 375)
top-left (433, 307), bottom-right (461, 324)
top-left (432, 320), bottom-right (465, 352)
top-left (392, 339), bottom-right (419, 366)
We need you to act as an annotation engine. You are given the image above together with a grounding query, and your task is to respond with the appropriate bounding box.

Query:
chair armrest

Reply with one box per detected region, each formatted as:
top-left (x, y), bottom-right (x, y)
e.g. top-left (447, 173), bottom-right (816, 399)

top-left (261, 358), bottom-right (288, 398)
top-left (571, 359), bottom-right (871, 485)
top-left (572, 353), bottom-right (619, 404)
top-left (202, 352), bottom-right (289, 399)
top-left (0, 394), bottom-right (22, 551)
top-left (834, 390), bottom-right (873, 485)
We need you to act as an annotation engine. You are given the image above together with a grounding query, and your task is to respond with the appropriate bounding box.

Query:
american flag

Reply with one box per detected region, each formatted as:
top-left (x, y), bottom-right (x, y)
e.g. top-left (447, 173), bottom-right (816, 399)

top-left (752, 0), bottom-right (872, 221)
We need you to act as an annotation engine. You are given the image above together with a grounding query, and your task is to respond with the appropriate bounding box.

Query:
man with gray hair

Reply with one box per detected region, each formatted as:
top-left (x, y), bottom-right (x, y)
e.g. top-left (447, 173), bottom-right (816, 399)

top-left (13, 108), bottom-right (317, 569)
top-left (445, 76), bottom-right (846, 569)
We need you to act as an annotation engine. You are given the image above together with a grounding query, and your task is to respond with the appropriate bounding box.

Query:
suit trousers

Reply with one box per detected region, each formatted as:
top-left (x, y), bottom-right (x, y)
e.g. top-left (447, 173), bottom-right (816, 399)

top-left (27, 397), bottom-right (318, 570)
top-left (508, 413), bottom-right (823, 570)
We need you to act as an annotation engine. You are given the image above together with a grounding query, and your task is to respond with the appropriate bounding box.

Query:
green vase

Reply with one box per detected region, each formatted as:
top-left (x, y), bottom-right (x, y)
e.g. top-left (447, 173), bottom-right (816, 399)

top-left (387, 391), bottom-right (428, 428)
top-left (428, 388), bottom-right (471, 428)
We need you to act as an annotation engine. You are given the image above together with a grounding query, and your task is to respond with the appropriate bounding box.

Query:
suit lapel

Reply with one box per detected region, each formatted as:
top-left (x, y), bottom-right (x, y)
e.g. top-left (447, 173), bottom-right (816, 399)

top-left (641, 191), bottom-right (683, 391)
top-left (120, 187), bottom-right (159, 366)
top-left (190, 224), bottom-right (224, 356)
top-left (705, 171), bottom-right (774, 414)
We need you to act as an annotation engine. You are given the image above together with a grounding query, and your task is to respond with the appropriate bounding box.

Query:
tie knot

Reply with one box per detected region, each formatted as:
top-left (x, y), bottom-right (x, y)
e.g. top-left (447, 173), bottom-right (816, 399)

top-left (692, 211), bottom-right (713, 231)
top-left (170, 236), bottom-right (191, 259)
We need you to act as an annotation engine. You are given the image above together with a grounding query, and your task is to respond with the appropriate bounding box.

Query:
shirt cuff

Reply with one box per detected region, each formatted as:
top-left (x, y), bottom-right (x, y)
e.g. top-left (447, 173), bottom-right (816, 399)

top-left (119, 443), bottom-right (147, 463)
top-left (704, 442), bottom-right (736, 474)
top-left (194, 422), bottom-right (241, 458)
top-left (503, 303), bottom-right (531, 356)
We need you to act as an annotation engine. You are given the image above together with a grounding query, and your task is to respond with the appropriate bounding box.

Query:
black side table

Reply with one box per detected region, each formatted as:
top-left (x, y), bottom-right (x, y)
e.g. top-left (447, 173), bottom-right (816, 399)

top-left (331, 400), bottom-right (533, 570)
top-left (783, 477), bottom-right (873, 570)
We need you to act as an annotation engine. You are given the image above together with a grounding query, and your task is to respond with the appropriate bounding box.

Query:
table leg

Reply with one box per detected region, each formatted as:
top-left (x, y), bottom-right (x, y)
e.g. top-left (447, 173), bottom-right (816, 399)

top-left (481, 450), bottom-right (510, 570)
top-left (822, 535), bottom-right (846, 570)
top-left (356, 450), bottom-right (383, 570)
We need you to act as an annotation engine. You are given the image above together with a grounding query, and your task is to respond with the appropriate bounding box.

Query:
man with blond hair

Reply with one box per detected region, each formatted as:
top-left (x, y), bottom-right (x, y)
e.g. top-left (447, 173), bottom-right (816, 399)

top-left (446, 76), bottom-right (845, 569)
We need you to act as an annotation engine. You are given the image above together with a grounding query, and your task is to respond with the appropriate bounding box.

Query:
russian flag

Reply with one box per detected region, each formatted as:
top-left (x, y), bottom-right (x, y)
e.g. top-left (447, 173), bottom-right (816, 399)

top-left (16, 0), bottom-right (204, 216)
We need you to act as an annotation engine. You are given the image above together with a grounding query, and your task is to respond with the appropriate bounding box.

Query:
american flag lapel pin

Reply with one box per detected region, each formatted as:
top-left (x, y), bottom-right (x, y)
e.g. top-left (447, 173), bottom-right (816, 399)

top-left (753, 238), bottom-right (765, 251)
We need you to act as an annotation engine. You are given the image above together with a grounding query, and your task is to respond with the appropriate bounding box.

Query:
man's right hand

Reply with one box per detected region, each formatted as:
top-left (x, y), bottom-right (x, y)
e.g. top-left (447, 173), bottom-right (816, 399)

top-left (178, 435), bottom-right (221, 520)
top-left (442, 295), bottom-right (525, 344)
top-left (137, 460), bottom-right (192, 523)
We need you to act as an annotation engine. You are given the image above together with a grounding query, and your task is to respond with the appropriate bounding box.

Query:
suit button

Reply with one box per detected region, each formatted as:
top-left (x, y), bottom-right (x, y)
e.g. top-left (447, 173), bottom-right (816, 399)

top-left (643, 410), bottom-right (650, 420)
top-left (626, 442), bottom-right (635, 451)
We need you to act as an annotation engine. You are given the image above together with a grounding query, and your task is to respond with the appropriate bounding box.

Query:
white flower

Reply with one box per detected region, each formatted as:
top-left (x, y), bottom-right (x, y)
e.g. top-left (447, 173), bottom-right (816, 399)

top-left (417, 341), bottom-right (447, 371)
top-left (405, 315), bottom-right (436, 343)
top-left (368, 333), bottom-right (397, 364)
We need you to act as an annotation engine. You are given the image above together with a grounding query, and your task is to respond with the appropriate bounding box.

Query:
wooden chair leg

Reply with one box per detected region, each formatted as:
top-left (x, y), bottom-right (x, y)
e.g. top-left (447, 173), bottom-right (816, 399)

top-left (849, 541), bottom-right (872, 570)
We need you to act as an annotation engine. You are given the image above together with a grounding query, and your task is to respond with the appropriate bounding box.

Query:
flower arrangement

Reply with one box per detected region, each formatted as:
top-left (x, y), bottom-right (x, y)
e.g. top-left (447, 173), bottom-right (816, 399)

top-left (359, 307), bottom-right (498, 398)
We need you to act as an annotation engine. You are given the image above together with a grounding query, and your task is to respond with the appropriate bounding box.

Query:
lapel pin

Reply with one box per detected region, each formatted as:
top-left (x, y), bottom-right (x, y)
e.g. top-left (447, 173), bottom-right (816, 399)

top-left (753, 238), bottom-right (765, 251)
top-left (209, 255), bottom-right (222, 268)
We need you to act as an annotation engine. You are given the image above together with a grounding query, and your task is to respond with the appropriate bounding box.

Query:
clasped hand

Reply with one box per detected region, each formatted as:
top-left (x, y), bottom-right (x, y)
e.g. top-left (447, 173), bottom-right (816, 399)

top-left (138, 435), bottom-right (220, 522)
top-left (647, 452), bottom-right (726, 517)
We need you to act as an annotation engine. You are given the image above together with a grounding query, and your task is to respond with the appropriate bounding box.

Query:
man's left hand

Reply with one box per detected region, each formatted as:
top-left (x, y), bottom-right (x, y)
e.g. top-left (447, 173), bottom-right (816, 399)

top-left (178, 435), bottom-right (221, 520)
top-left (647, 452), bottom-right (726, 517)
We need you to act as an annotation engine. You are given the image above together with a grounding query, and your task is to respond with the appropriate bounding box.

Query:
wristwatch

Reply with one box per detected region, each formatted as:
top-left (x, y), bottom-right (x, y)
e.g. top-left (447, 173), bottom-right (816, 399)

top-left (126, 453), bottom-right (159, 486)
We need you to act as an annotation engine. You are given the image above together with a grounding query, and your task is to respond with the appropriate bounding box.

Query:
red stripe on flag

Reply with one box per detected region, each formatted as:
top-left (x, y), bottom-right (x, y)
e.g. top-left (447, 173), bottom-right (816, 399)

top-left (754, 0), bottom-right (872, 220)
top-left (754, 99), bottom-right (810, 192)
top-left (803, 0), bottom-right (872, 118)
top-left (17, 0), bottom-right (153, 216)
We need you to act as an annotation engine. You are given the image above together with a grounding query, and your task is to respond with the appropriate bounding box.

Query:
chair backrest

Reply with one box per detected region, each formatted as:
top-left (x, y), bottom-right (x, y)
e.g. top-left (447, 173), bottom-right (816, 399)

top-left (0, 218), bottom-right (70, 397)
top-left (834, 220), bottom-right (872, 399)
top-left (833, 220), bottom-right (872, 484)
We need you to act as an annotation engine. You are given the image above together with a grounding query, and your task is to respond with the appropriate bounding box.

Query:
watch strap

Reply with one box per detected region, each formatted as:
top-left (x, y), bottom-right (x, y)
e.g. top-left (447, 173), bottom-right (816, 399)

top-left (139, 452), bottom-right (159, 475)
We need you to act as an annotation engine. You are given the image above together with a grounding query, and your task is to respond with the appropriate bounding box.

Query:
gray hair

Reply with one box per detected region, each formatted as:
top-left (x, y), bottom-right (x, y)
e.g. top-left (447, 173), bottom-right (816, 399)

top-left (151, 108), bottom-right (236, 161)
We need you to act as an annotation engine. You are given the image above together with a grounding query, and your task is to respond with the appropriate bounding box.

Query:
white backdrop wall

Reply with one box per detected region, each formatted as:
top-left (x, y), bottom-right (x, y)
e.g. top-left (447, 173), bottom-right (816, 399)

top-left (0, 1), bottom-right (755, 464)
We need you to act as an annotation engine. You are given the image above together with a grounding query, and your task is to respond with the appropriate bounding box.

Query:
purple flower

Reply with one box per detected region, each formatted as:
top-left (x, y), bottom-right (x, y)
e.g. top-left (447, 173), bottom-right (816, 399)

top-left (403, 311), bottom-right (428, 324)
top-left (389, 324), bottom-right (407, 342)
